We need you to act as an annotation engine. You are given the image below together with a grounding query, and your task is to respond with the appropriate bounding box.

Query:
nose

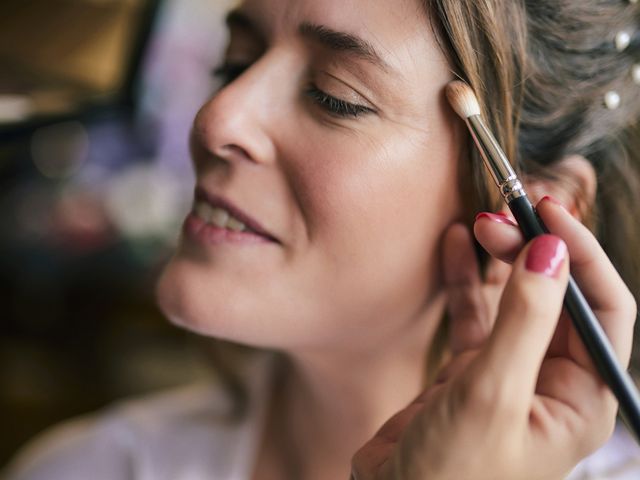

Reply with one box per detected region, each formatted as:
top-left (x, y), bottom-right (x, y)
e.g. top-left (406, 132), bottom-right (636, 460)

top-left (191, 55), bottom-right (280, 168)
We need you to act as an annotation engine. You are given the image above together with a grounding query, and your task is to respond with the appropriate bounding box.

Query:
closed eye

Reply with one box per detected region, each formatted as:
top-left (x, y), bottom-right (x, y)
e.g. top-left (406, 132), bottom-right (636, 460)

top-left (211, 62), bottom-right (376, 119)
top-left (303, 85), bottom-right (375, 118)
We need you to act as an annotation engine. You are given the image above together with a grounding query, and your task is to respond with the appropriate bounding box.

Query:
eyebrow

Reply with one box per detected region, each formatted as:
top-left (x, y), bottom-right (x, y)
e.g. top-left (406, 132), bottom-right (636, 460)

top-left (224, 9), bottom-right (392, 74)
top-left (298, 22), bottom-right (391, 73)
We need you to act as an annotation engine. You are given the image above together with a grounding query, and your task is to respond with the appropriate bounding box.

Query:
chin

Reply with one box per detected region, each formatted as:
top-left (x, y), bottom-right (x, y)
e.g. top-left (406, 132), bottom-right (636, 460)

top-left (157, 257), bottom-right (243, 340)
top-left (155, 254), bottom-right (299, 350)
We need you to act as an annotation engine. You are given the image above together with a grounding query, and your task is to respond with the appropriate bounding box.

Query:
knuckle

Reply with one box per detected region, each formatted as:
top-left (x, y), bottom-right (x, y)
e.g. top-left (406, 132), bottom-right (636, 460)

top-left (614, 289), bottom-right (637, 352)
top-left (459, 375), bottom-right (516, 416)
top-left (622, 290), bottom-right (637, 321)
top-left (467, 377), bottom-right (495, 407)
top-left (507, 283), bottom-right (549, 320)
top-left (606, 283), bottom-right (636, 321)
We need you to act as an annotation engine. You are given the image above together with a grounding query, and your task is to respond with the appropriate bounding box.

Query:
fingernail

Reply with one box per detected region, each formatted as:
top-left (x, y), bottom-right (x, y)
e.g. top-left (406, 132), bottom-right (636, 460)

top-left (475, 212), bottom-right (517, 226)
top-left (525, 235), bottom-right (567, 278)
top-left (538, 195), bottom-right (565, 209)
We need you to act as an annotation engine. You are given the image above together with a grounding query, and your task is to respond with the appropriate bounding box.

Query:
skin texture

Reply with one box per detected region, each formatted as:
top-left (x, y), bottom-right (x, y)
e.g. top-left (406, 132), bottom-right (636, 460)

top-left (156, 1), bottom-right (465, 476)
top-left (157, 0), bottom-right (463, 351)
top-left (156, 2), bottom-right (465, 476)
top-left (155, 0), bottom-right (636, 478)
top-left (353, 199), bottom-right (636, 480)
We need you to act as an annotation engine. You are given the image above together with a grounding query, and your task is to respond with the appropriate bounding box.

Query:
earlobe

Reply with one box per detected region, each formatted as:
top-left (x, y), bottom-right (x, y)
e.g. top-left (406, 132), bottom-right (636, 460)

top-left (525, 155), bottom-right (597, 222)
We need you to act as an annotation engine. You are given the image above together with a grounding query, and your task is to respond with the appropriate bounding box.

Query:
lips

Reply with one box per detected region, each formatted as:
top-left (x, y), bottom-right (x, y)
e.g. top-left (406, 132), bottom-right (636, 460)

top-left (193, 186), bottom-right (279, 243)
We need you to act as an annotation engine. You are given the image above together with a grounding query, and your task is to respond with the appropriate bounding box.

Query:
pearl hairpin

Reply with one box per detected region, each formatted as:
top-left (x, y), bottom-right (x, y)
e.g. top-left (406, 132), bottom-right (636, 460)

top-left (615, 31), bottom-right (631, 51)
top-left (633, 64), bottom-right (640, 85)
top-left (606, 10), bottom-right (640, 109)
top-left (604, 90), bottom-right (621, 109)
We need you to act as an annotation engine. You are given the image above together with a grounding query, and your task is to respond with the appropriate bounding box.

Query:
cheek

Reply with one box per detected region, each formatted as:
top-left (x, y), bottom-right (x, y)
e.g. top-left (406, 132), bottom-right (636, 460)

top-left (293, 115), bottom-right (461, 253)
top-left (283, 119), bottom-right (462, 340)
top-left (156, 112), bottom-right (463, 351)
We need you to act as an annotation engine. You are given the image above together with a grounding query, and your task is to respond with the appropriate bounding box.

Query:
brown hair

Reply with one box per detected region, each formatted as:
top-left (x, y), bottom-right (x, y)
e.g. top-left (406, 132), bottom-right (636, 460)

top-left (206, 0), bottom-right (640, 416)
top-left (425, 0), bottom-right (640, 372)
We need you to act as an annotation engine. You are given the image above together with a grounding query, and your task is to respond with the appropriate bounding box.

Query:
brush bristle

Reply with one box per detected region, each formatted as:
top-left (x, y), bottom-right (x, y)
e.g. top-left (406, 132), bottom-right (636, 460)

top-left (445, 81), bottom-right (481, 119)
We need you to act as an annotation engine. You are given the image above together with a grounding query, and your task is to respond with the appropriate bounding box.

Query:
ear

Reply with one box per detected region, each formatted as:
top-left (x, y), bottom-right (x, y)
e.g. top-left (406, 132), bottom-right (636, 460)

top-left (525, 155), bottom-right (597, 222)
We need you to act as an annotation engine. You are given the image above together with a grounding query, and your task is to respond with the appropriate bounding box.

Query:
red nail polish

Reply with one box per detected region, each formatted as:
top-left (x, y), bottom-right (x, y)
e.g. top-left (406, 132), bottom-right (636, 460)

top-left (539, 195), bottom-right (565, 209)
top-left (475, 212), bottom-right (517, 226)
top-left (525, 235), bottom-right (567, 277)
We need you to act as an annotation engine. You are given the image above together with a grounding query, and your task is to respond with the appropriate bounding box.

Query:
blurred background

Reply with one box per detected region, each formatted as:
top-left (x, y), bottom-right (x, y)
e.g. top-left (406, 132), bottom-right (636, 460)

top-left (0, 0), bottom-right (234, 467)
top-left (4, 0), bottom-right (639, 474)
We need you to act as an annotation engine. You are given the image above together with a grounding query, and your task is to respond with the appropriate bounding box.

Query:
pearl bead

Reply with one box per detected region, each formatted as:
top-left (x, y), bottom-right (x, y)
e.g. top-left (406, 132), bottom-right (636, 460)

top-left (604, 91), bottom-right (621, 110)
top-left (632, 64), bottom-right (640, 85)
top-left (615, 31), bottom-right (631, 51)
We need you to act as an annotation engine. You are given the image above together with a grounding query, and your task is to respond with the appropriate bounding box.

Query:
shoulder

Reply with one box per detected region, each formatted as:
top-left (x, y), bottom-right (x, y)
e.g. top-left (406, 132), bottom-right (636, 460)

top-left (2, 380), bottom-right (253, 480)
top-left (566, 422), bottom-right (640, 480)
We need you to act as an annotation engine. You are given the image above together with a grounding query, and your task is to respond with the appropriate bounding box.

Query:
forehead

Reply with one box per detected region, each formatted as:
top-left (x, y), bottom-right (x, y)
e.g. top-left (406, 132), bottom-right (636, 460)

top-left (236, 0), bottom-right (447, 79)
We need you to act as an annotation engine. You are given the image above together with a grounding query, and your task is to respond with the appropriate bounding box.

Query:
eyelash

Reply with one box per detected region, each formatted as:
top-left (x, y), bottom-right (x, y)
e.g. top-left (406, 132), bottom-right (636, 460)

top-left (211, 62), bottom-right (375, 119)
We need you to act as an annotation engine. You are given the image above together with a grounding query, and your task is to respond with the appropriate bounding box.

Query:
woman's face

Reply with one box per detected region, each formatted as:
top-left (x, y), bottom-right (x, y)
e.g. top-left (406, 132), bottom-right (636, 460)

top-left (157, 0), bottom-right (464, 351)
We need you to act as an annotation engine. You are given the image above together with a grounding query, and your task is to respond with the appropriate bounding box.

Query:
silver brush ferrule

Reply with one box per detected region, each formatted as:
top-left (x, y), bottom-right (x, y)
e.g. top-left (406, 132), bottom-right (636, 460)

top-left (467, 115), bottom-right (526, 203)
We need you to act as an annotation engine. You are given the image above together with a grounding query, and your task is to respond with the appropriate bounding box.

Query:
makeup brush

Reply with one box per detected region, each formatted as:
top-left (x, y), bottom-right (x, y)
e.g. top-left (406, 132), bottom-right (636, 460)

top-left (445, 80), bottom-right (640, 443)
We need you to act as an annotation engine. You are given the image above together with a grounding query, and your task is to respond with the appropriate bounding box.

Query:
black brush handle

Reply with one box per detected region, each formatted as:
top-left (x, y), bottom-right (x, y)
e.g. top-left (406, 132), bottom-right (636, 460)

top-left (508, 195), bottom-right (640, 443)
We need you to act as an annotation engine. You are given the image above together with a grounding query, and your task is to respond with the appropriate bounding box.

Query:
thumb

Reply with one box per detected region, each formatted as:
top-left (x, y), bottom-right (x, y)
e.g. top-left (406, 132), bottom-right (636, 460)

top-left (478, 234), bottom-right (570, 398)
top-left (443, 223), bottom-right (490, 355)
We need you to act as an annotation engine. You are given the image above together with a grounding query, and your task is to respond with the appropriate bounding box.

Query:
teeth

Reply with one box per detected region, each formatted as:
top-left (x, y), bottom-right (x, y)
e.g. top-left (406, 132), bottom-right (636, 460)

top-left (195, 202), bottom-right (214, 223)
top-left (210, 207), bottom-right (230, 228)
top-left (194, 202), bottom-right (247, 232)
top-left (226, 216), bottom-right (247, 231)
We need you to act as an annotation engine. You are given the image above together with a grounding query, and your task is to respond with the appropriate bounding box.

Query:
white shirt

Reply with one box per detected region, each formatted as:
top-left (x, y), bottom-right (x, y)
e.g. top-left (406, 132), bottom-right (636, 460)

top-left (3, 356), bottom-right (274, 480)
top-left (4, 354), bottom-right (640, 480)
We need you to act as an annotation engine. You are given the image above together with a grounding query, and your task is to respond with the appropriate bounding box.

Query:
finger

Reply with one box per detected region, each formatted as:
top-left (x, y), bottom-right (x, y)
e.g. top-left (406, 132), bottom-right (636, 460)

top-left (474, 212), bottom-right (524, 264)
top-left (442, 223), bottom-right (490, 354)
top-left (478, 234), bottom-right (570, 398)
top-left (471, 213), bottom-right (518, 324)
top-left (482, 251), bottom-right (514, 323)
top-left (433, 349), bottom-right (480, 385)
top-left (372, 401), bottom-right (426, 443)
top-left (535, 357), bottom-right (617, 446)
top-left (545, 309), bottom-right (572, 358)
top-left (351, 400), bottom-right (428, 479)
top-left (536, 196), bottom-right (636, 313)
top-left (536, 196), bottom-right (637, 365)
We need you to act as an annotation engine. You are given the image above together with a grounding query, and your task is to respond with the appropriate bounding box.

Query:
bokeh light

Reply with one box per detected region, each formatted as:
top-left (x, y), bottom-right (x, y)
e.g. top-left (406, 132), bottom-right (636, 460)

top-left (30, 121), bottom-right (89, 179)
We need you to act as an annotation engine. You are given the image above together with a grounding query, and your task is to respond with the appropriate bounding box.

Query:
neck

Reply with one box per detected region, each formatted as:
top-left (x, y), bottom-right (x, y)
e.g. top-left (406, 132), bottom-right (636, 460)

top-left (256, 295), bottom-right (446, 480)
